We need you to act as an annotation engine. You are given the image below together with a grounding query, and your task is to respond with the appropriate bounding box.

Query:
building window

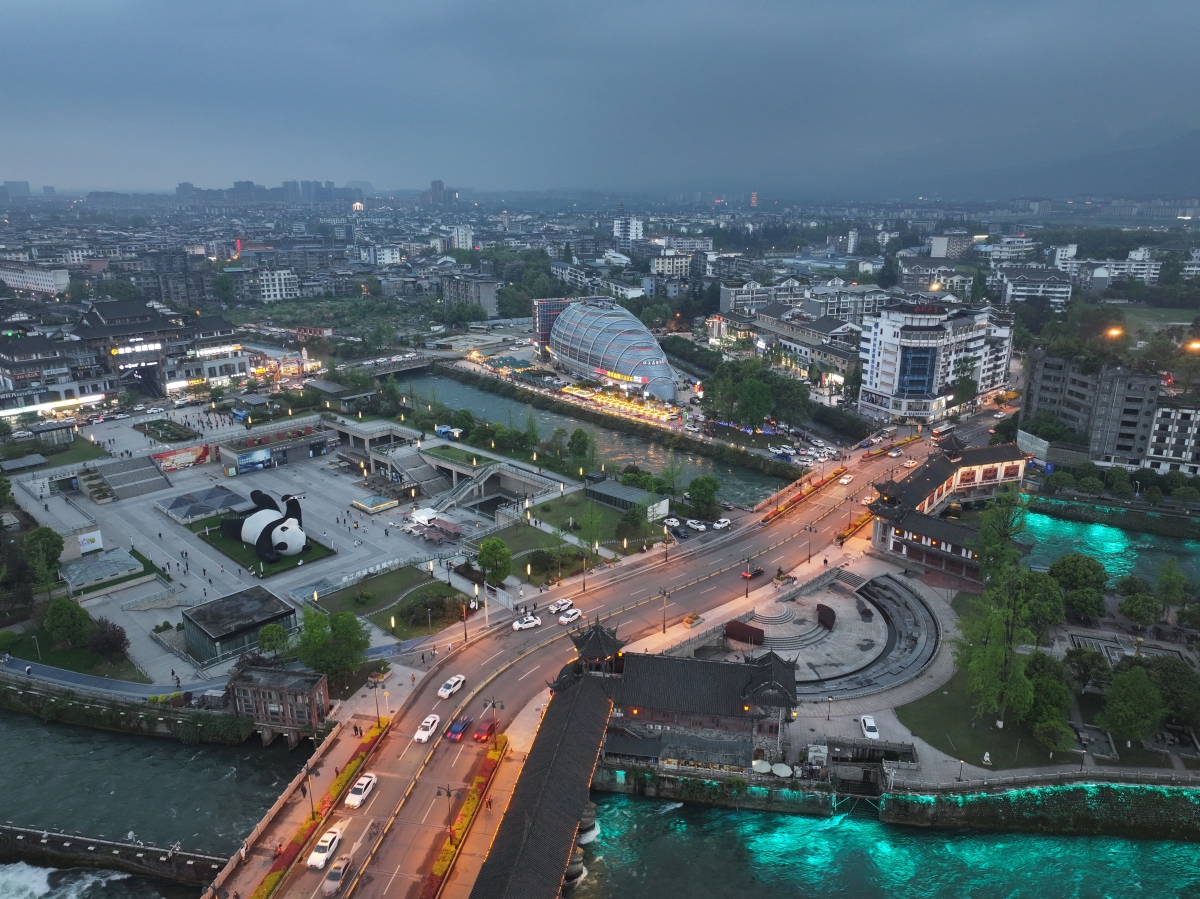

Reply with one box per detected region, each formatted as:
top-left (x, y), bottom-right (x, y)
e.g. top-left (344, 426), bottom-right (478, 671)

top-left (981, 467), bottom-right (998, 481)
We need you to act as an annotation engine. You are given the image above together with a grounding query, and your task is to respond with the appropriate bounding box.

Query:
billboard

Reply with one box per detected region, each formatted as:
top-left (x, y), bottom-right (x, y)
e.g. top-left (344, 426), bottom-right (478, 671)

top-left (152, 444), bottom-right (211, 473)
top-left (236, 447), bottom-right (272, 475)
top-left (76, 530), bottom-right (103, 555)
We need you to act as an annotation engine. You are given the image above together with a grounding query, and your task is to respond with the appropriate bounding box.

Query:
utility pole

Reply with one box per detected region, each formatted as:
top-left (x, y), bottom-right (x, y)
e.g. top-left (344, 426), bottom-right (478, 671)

top-left (661, 589), bottom-right (668, 634)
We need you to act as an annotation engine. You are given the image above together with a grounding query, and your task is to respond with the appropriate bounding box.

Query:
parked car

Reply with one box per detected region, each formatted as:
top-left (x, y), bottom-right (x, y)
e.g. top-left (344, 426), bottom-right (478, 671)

top-left (672, 527), bottom-right (691, 539)
top-left (713, 518), bottom-right (731, 530)
top-left (322, 854), bottom-right (353, 896)
top-left (344, 773), bottom-right (377, 808)
top-left (512, 615), bottom-right (542, 631)
top-left (444, 716), bottom-right (473, 741)
top-left (839, 475), bottom-right (854, 485)
top-left (473, 720), bottom-right (498, 742)
top-left (437, 674), bottom-right (465, 699)
top-left (860, 715), bottom-right (880, 740)
top-left (414, 714), bottom-right (441, 743)
top-left (685, 519), bottom-right (706, 531)
top-left (720, 501), bottom-right (735, 511)
top-left (10, 430), bottom-right (33, 439)
top-left (741, 566), bottom-right (765, 579)
top-left (663, 517), bottom-right (680, 528)
top-left (307, 824), bottom-right (345, 869)
top-left (547, 598), bottom-right (573, 614)
top-left (684, 424), bottom-right (700, 433)
top-left (559, 608), bottom-right (583, 625)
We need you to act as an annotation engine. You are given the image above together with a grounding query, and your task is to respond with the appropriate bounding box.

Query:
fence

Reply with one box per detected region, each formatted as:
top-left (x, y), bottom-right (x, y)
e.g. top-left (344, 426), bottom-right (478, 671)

top-left (664, 610), bottom-right (756, 657)
top-left (119, 576), bottom-right (184, 610)
top-left (752, 473), bottom-right (812, 513)
top-left (888, 766), bottom-right (1200, 794)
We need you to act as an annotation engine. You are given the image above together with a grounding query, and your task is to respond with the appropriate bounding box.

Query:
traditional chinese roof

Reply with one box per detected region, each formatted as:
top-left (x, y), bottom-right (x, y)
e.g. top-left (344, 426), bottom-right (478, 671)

top-left (569, 619), bottom-right (625, 663)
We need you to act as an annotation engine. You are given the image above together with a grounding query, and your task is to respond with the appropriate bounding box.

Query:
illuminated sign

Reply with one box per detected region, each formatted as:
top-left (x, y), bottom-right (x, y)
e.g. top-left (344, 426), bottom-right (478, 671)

top-left (194, 344), bottom-right (242, 358)
top-left (111, 342), bottom-right (162, 355)
top-left (595, 368), bottom-right (648, 384)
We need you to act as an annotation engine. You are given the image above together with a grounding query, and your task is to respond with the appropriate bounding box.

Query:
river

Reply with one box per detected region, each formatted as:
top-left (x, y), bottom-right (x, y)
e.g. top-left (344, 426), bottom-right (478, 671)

top-left (401, 373), bottom-right (786, 506)
top-left (1019, 510), bottom-right (1200, 582)
top-left (574, 793), bottom-right (1200, 899)
top-left (0, 711), bottom-right (302, 899)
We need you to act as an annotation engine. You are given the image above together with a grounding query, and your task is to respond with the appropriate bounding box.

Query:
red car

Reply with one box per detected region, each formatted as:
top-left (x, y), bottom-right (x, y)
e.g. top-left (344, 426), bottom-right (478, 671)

top-left (473, 720), bottom-right (498, 743)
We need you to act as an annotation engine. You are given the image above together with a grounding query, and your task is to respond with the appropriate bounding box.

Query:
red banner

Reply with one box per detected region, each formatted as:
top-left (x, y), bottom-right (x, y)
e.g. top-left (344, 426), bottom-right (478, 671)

top-left (151, 444), bottom-right (211, 472)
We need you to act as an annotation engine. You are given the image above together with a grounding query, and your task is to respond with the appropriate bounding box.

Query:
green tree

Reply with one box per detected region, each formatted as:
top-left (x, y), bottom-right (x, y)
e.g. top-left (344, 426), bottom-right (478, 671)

top-left (1097, 667), bottom-right (1163, 741)
top-left (66, 278), bottom-right (91, 301)
top-left (1119, 592), bottom-right (1162, 627)
top-left (93, 279), bottom-right (141, 301)
top-left (1145, 485), bottom-right (1164, 505)
top-left (1077, 477), bottom-right (1105, 496)
top-left (1026, 654), bottom-right (1075, 751)
top-left (1155, 557), bottom-right (1187, 622)
top-left (1017, 570), bottom-right (1065, 644)
top-left (23, 526), bottom-right (64, 598)
top-left (257, 623), bottom-right (289, 657)
top-left (1065, 587), bottom-right (1106, 620)
top-left (1143, 655), bottom-right (1200, 727)
top-left (567, 428), bottom-right (592, 460)
top-left (524, 408), bottom-right (539, 448)
top-left (1048, 553), bottom-right (1107, 594)
top-left (659, 456), bottom-right (684, 495)
top-left (296, 608), bottom-right (369, 685)
top-left (477, 537), bottom-right (512, 586)
top-left (547, 427), bottom-right (569, 457)
top-left (0, 476), bottom-right (11, 505)
top-left (44, 597), bottom-right (91, 646)
top-left (1110, 480), bottom-right (1134, 501)
top-left (1172, 485), bottom-right (1200, 502)
top-left (687, 475), bottom-right (721, 516)
top-left (0, 630), bottom-right (19, 653)
top-left (88, 617), bottom-right (129, 659)
top-left (1114, 575), bottom-right (1150, 597)
top-left (211, 274), bottom-right (235, 303)
top-left (575, 503), bottom-right (606, 566)
top-left (1065, 646), bottom-right (1112, 693)
top-left (1042, 471), bottom-right (1076, 494)
top-left (735, 378), bottom-right (772, 427)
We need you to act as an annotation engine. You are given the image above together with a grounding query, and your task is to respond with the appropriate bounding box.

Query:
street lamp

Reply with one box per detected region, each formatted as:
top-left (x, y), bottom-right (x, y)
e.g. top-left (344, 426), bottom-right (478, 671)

top-left (302, 762), bottom-right (320, 819)
top-left (958, 759), bottom-right (965, 780)
top-left (426, 607), bottom-right (432, 635)
top-left (367, 673), bottom-right (384, 727)
top-left (30, 635), bottom-right (41, 662)
top-left (483, 697), bottom-right (504, 748)
top-left (661, 588), bottom-right (668, 634)
top-left (435, 785), bottom-right (463, 844)
top-left (826, 696), bottom-right (832, 720)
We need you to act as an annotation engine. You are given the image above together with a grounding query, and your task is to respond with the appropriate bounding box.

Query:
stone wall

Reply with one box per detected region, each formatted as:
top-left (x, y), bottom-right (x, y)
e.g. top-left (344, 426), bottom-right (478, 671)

top-left (592, 763), bottom-right (833, 817)
top-left (881, 784), bottom-right (1200, 841)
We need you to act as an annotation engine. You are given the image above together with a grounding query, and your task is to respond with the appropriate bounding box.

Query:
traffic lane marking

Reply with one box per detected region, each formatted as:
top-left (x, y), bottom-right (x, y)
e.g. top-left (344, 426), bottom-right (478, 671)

top-left (517, 665), bottom-right (542, 681)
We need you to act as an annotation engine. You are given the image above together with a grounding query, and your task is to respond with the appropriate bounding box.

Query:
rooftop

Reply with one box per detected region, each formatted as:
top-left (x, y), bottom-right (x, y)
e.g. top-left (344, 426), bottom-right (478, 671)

top-left (182, 587), bottom-right (295, 641)
top-left (610, 651), bottom-right (797, 717)
top-left (228, 666), bottom-right (326, 693)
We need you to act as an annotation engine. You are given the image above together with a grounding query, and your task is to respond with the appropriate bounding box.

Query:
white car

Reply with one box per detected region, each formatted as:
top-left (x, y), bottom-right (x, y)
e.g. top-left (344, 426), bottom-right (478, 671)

top-left (684, 424), bottom-right (700, 433)
top-left (887, 449), bottom-right (902, 457)
top-left (685, 519), bottom-right (706, 531)
top-left (904, 459), bottom-right (919, 468)
top-left (559, 608), bottom-right (583, 625)
top-left (861, 494), bottom-right (876, 505)
top-left (132, 404), bottom-right (146, 411)
top-left (994, 412), bottom-right (1007, 419)
top-left (437, 675), bottom-right (465, 699)
top-left (812, 439), bottom-right (826, 448)
top-left (860, 715), bottom-right (880, 740)
top-left (779, 446), bottom-right (796, 456)
top-left (712, 518), bottom-right (731, 530)
top-left (146, 407), bottom-right (164, 414)
top-left (512, 615), bottom-right (542, 631)
top-left (839, 475), bottom-right (854, 485)
top-left (10, 430), bottom-right (33, 440)
top-left (663, 517), bottom-right (680, 528)
top-left (414, 714), bottom-right (441, 743)
top-left (344, 773), bottom-right (378, 808)
top-left (113, 413), bottom-right (130, 420)
top-left (307, 824), bottom-right (345, 868)
top-left (767, 445), bottom-right (783, 454)
top-left (547, 598), bottom-right (573, 615)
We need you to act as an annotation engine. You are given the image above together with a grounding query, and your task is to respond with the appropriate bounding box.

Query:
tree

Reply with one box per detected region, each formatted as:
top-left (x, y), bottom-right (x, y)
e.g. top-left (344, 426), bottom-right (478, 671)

top-left (1119, 592), bottom-right (1161, 627)
top-left (735, 378), bottom-right (772, 427)
top-left (0, 630), bottom-right (19, 654)
top-left (66, 278), bottom-right (91, 301)
top-left (1026, 653), bottom-right (1075, 751)
top-left (1017, 570), bottom-right (1065, 643)
top-left (1077, 477), bottom-right (1105, 496)
top-left (1141, 655), bottom-right (1200, 726)
top-left (1048, 553), bottom-right (1107, 594)
top-left (1173, 485), bottom-right (1200, 502)
top-left (567, 428), bottom-right (592, 460)
top-left (575, 503), bottom-right (606, 565)
top-left (659, 456), bottom-right (684, 495)
top-left (524, 408), bottom-right (539, 448)
top-left (93, 279), bottom-right (141, 301)
top-left (88, 617), bottom-right (129, 659)
top-left (1043, 471), bottom-right (1076, 494)
top-left (211, 274), bottom-right (235, 303)
top-left (1111, 480), bottom-right (1134, 501)
top-left (296, 608), bottom-right (369, 685)
top-left (258, 623), bottom-right (289, 657)
top-left (1065, 646), bottom-right (1112, 694)
top-left (0, 476), bottom-right (10, 506)
top-left (23, 526), bottom-right (64, 598)
top-left (1114, 575), bottom-right (1150, 597)
top-left (1155, 557), bottom-right (1187, 622)
top-left (1145, 485), bottom-right (1164, 505)
top-left (1065, 587), bottom-right (1106, 620)
top-left (1097, 667), bottom-right (1163, 741)
top-left (44, 597), bottom-right (91, 646)
top-left (0, 419), bottom-right (11, 442)
top-left (477, 537), bottom-right (512, 586)
top-left (547, 427), bottom-right (569, 458)
top-left (687, 475), bottom-right (721, 516)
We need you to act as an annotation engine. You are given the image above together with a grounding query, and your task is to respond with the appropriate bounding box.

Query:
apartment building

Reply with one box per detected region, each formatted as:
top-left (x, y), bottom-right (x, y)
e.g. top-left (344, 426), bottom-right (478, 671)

top-left (443, 273), bottom-right (500, 317)
top-left (1184, 249), bottom-right (1200, 280)
top-left (800, 283), bottom-right (888, 325)
top-left (257, 268), bottom-right (300, 302)
top-left (613, 215), bottom-right (643, 250)
top-left (359, 245), bottom-right (404, 266)
top-left (664, 236), bottom-right (712, 253)
top-left (858, 300), bottom-right (1012, 423)
top-left (928, 231), bottom-right (973, 260)
top-left (719, 277), bottom-right (806, 315)
top-left (449, 225), bottom-right (474, 251)
top-left (0, 262), bottom-right (70, 296)
top-left (649, 251), bottom-right (691, 277)
top-left (897, 258), bottom-right (970, 295)
top-left (995, 266), bottom-right (1073, 308)
top-left (1050, 245), bottom-right (1162, 286)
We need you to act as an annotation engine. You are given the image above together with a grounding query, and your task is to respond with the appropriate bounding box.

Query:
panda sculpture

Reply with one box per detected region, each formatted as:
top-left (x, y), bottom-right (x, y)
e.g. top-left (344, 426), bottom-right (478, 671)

top-left (220, 490), bottom-right (308, 563)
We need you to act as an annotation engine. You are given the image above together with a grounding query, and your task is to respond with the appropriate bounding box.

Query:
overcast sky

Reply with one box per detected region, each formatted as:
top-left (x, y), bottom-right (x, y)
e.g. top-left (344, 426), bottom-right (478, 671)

top-left (4, 0), bottom-right (1198, 198)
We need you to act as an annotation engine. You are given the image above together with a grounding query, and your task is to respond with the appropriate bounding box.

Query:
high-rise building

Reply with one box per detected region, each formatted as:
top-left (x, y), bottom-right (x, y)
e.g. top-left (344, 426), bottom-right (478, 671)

top-left (3, 181), bottom-right (30, 198)
top-left (612, 215), bottom-right (643, 250)
top-left (449, 225), bottom-right (473, 250)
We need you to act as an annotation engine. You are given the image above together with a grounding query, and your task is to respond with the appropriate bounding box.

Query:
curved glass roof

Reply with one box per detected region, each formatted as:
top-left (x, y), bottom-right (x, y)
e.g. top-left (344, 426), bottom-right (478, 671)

top-left (549, 302), bottom-right (675, 401)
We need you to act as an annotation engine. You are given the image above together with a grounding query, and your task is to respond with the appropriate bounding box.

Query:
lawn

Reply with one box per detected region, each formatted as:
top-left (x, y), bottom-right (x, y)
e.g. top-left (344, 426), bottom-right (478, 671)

top-left (485, 524), bottom-right (566, 557)
top-left (0, 439), bottom-right (110, 468)
top-left (134, 419), bottom-right (202, 442)
top-left (327, 659), bottom-right (390, 702)
top-left (187, 516), bottom-right (337, 576)
top-left (366, 582), bottom-right (471, 641)
top-left (1124, 306), bottom-right (1196, 335)
top-left (533, 493), bottom-right (624, 544)
top-left (423, 444), bottom-right (493, 467)
top-left (8, 625), bottom-right (148, 683)
top-left (318, 566), bottom-right (431, 616)
top-left (895, 667), bottom-right (1067, 771)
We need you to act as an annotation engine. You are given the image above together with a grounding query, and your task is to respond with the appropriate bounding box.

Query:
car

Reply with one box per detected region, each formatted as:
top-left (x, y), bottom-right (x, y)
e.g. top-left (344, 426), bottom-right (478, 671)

top-left (713, 518), bottom-right (731, 530)
top-left (684, 424), bottom-right (700, 433)
top-left (904, 459), bottom-right (919, 468)
top-left (559, 607), bottom-right (583, 625)
top-left (887, 449), bottom-right (902, 457)
top-left (146, 407), bottom-right (164, 414)
top-left (437, 674), bottom-right (465, 699)
top-left (861, 493), bottom-right (876, 505)
top-left (672, 526), bottom-right (691, 539)
top-left (812, 439), bottom-right (826, 448)
top-left (132, 404), bottom-right (146, 411)
top-left (860, 715), bottom-right (880, 740)
top-left (322, 854), bottom-right (353, 896)
top-left (512, 615), bottom-right (541, 631)
top-left (547, 598), bottom-right (573, 614)
top-left (307, 824), bottom-right (345, 868)
top-left (414, 714), bottom-right (441, 743)
top-left (473, 720), bottom-right (498, 742)
top-left (444, 715), bottom-right (473, 741)
top-left (10, 430), bottom-right (33, 440)
top-left (685, 519), bottom-right (706, 531)
top-left (994, 412), bottom-right (1006, 419)
top-left (987, 428), bottom-right (997, 434)
top-left (741, 566), bottom-right (765, 579)
top-left (839, 475), bottom-right (854, 485)
top-left (344, 773), bottom-right (377, 808)
top-left (767, 445), bottom-right (784, 455)
top-left (113, 413), bottom-right (130, 420)
top-left (720, 501), bottom-right (735, 510)
top-left (663, 517), bottom-right (680, 528)
top-left (682, 492), bottom-right (691, 502)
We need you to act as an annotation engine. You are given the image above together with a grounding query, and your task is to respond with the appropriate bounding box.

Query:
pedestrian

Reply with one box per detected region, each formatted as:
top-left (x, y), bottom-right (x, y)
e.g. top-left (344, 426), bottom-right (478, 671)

top-left (335, 767), bottom-right (340, 777)
top-left (25, 665), bottom-right (31, 676)
top-left (158, 532), bottom-right (162, 540)
top-left (208, 578), bottom-right (213, 585)
top-left (171, 669), bottom-right (175, 678)
top-left (203, 588), bottom-right (207, 597)
top-left (421, 652), bottom-right (425, 663)
top-left (219, 564), bottom-right (224, 573)
top-left (237, 568), bottom-right (241, 576)
top-left (823, 557), bottom-right (828, 567)
top-left (202, 568), bottom-right (206, 577)
top-left (411, 673), bottom-right (415, 685)
top-left (240, 843), bottom-right (247, 861)
top-left (300, 784), bottom-right (307, 799)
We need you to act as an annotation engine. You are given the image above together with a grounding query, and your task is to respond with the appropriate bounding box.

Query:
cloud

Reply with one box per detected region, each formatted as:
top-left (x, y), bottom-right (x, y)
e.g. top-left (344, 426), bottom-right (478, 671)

top-left (2, 0), bottom-right (1197, 196)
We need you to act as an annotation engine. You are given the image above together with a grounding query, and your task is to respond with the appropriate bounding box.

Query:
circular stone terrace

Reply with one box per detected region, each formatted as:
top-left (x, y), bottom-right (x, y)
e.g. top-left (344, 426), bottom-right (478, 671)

top-left (694, 573), bottom-right (940, 700)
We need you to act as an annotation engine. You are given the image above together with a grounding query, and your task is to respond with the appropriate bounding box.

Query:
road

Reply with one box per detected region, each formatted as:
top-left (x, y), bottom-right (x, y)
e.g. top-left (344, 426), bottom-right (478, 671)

top-left (274, 407), bottom-right (1024, 899)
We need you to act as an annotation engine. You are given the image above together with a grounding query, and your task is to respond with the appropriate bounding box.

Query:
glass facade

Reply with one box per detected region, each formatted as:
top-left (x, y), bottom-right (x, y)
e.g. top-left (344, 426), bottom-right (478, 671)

top-left (549, 302), bottom-right (676, 401)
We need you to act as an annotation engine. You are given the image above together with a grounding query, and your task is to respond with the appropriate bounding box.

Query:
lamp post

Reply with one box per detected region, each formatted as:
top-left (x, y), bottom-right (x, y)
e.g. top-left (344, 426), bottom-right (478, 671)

top-left (435, 784), bottom-right (463, 844)
top-left (426, 607), bottom-right (432, 636)
top-left (661, 589), bottom-right (668, 634)
top-left (367, 673), bottom-right (383, 727)
top-left (31, 635), bottom-right (41, 662)
top-left (958, 759), bottom-right (965, 781)
top-left (744, 557), bottom-right (752, 598)
top-left (483, 697), bottom-right (504, 748)
top-left (302, 762), bottom-right (319, 819)
top-left (663, 525), bottom-right (669, 562)
top-left (826, 696), bottom-right (832, 720)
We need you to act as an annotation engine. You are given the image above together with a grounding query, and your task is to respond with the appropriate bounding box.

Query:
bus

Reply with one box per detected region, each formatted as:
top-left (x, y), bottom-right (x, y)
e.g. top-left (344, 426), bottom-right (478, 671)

top-left (931, 423), bottom-right (956, 440)
top-left (879, 426), bottom-right (897, 440)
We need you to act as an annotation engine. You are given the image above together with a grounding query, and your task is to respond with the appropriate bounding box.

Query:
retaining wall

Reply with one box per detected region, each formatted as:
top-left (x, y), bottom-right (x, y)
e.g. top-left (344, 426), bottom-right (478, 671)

top-left (591, 764), bottom-right (834, 818)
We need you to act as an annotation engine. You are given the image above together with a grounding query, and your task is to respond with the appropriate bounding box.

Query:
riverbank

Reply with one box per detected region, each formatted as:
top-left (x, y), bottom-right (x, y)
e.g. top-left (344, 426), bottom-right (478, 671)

top-left (431, 362), bottom-right (803, 481)
top-left (1029, 494), bottom-right (1200, 541)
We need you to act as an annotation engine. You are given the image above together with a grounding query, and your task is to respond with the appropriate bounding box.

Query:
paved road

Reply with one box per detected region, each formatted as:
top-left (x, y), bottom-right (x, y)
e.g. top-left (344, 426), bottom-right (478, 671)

top-left (275, 410), bottom-right (1006, 899)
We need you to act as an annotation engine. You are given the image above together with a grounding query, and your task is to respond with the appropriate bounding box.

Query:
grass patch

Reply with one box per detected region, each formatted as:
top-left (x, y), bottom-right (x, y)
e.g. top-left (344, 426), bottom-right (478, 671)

top-left (1124, 306), bottom-right (1196, 334)
top-left (187, 515), bottom-right (336, 576)
top-left (487, 524), bottom-right (566, 557)
top-left (0, 438), bottom-right (110, 469)
top-left (318, 566), bottom-right (431, 616)
top-left (423, 444), bottom-right (491, 467)
top-left (533, 492), bottom-right (624, 542)
top-left (896, 667), bottom-right (1070, 771)
top-left (8, 625), bottom-right (149, 682)
top-left (366, 582), bottom-right (469, 641)
top-left (134, 419), bottom-right (202, 442)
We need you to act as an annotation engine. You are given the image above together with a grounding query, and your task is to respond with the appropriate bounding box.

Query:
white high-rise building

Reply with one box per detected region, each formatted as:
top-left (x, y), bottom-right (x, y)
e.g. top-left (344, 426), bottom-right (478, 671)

top-left (449, 226), bottom-right (474, 251)
top-left (0, 262), bottom-right (69, 295)
top-left (613, 216), bottom-right (643, 250)
top-left (257, 268), bottom-right (300, 302)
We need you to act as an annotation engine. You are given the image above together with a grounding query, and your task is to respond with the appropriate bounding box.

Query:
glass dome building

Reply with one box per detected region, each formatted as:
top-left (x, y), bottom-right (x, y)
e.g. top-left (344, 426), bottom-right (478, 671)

top-left (548, 301), bottom-right (676, 401)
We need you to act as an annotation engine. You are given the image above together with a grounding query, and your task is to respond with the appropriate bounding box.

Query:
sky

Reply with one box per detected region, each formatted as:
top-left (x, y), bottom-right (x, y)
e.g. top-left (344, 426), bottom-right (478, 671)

top-left (4, 0), bottom-right (1199, 198)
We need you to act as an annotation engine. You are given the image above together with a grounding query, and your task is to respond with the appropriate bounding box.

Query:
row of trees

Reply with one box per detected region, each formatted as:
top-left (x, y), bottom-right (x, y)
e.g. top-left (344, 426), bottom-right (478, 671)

top-left (700, 357), bottom-right (811, 428)
top-left (1043, 460), bottom-right (1200, 506)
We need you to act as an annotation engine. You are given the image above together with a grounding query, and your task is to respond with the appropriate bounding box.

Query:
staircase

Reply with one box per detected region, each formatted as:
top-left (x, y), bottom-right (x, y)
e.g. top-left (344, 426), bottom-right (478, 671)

top-left (386, 449), bottom-right (451, 497)
top-left (435, 463), bottom-right (499, 511)
top-left (835, 570), bottom-right (868, 589)
top-left (751, 605), bottom-right (830, 652)
top-left (97, 457), bottom-right (172, 500)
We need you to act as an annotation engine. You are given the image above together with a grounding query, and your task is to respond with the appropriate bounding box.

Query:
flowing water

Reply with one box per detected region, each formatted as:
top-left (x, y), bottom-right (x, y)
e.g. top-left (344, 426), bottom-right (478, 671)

top-left (574, 793), bottom-right (1200, 899)
top-left (1019, 510), bottom-right (1200, 582)
top-left (402, 373), bottom-right (785, 505)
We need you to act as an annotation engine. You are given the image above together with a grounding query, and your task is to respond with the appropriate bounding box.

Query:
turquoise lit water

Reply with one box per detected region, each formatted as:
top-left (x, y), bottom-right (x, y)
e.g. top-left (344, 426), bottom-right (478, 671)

top-left (1019, 511), bottom-right (1200, 583)
top-left (575, 794), bottom-right (1200, 899)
